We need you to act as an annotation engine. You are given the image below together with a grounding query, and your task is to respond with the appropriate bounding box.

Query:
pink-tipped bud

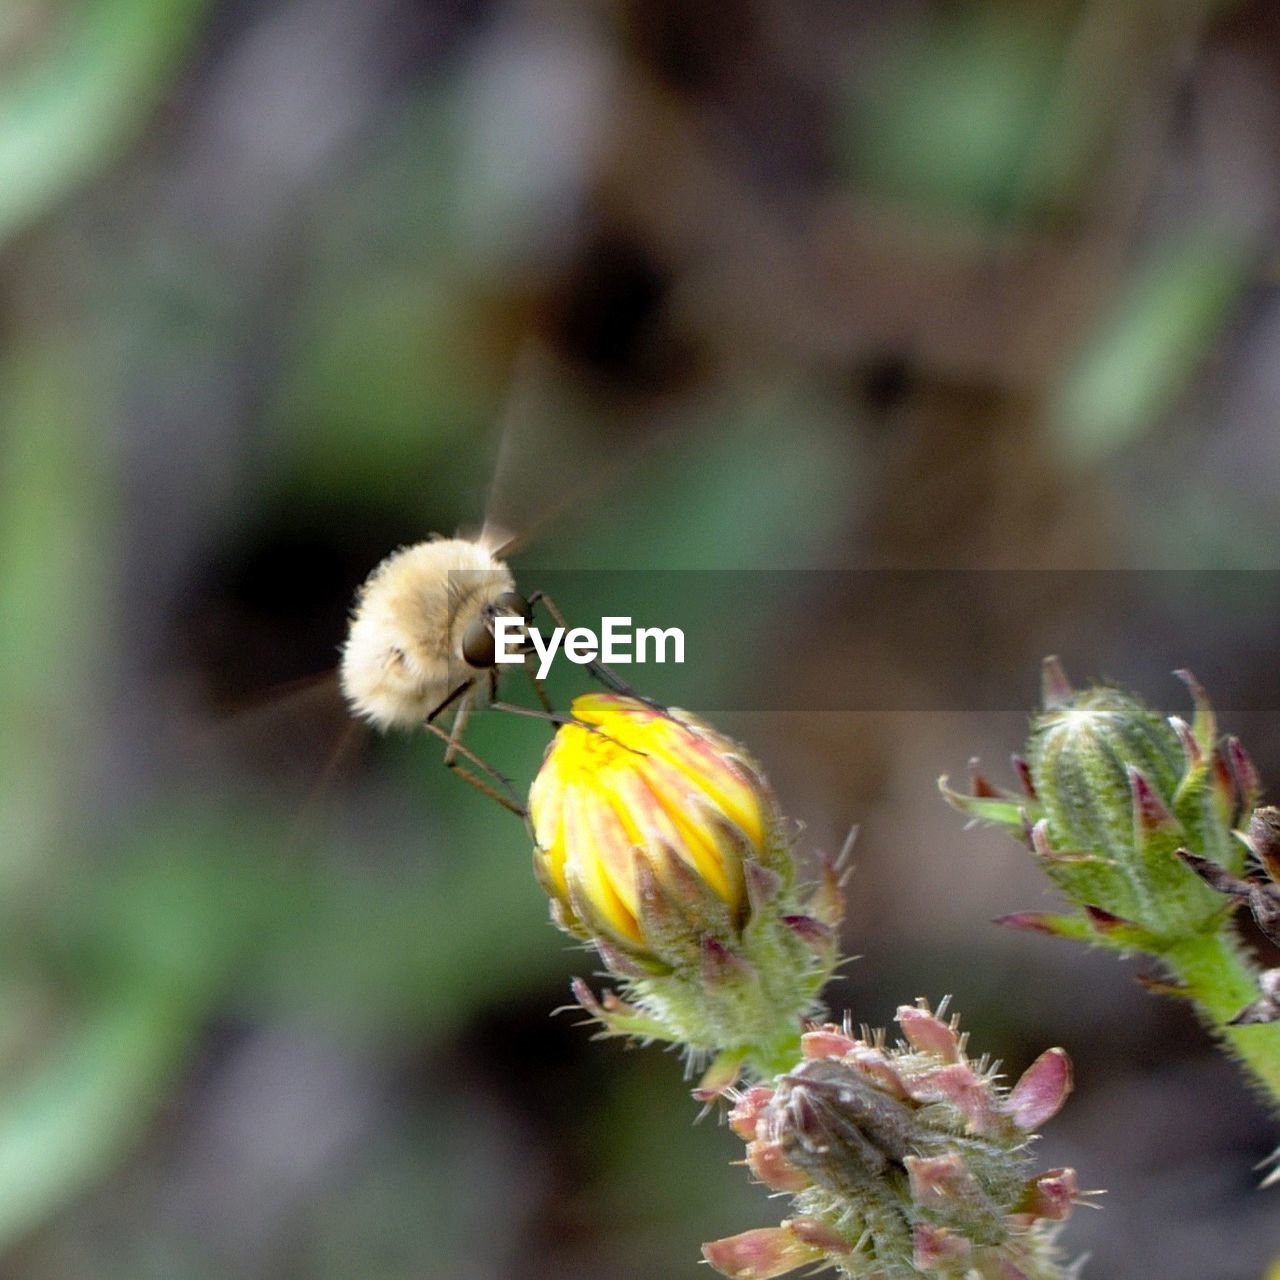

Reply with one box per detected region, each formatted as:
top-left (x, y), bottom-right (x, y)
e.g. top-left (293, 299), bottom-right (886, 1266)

top-left (1013, 1167), bottom-right (1078, 1222)
top-left (729, 1086), bottom-right (775, 1141)
top-left (747, 1139), bottom-right (811, 1192)
top-left (801, 1027), bottom-right (857, 1060)
top-left (783, 1217), bottom-right (848, 1252)
top-left (1019, 672), bottom-right (1230, 939)
top-left (1006, 1048), bottom-right (1073, 1130)
top-left (702, 1227), bottom-right (823, 1280)
top-left (896, 1003), bottom-right (962, 1062)
top-left (913, 1223), bottom-right (973, 1271)
top-left (845, 1045), bottom-right (910, 1098)
top-left (906, 1152), bottom-right (982, 1205)
top-left (905, 1062), bottom-right (997, 1133)
top-left (712, 1002), bottom-right (1080, 1280)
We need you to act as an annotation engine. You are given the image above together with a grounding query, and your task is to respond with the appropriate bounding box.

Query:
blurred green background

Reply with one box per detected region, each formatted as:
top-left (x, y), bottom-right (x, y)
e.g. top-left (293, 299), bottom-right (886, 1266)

top-left (2, 0), bottom-right (1280, 1275)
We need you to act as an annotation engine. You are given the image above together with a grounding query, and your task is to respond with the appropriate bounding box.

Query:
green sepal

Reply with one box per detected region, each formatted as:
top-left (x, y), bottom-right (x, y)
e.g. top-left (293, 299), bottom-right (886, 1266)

top-left (569, 978), bottom-right (681, 1043)
top-left (938, 776), bottom-right (1030, 832)
top-left (694, 1048), bottom-right (749, 1100)
top-left (1173, 669), bottom-right (1217, 753)
top-left (992, 912), bottom-right (1095, 942)
top-left (1081, 905), bottom-right (1161, 953)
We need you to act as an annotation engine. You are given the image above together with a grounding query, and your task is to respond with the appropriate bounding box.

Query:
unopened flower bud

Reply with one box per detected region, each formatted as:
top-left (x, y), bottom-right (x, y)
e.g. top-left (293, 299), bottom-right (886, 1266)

top-left (773, 1058), bottom-right (914, 1191)
top-left (530, 694), bottom-right (841, 1081)
top-left (702, 1227), bottom-right (826, 1280)
top-left (945, 662), bottom-right (1280, 1152)
top-left (531, 694), bottom-right (768, 951)
top-left (943, 661), bottom-right (1251, 948)
top-left (706, 999), bottom-right (1080, 1280)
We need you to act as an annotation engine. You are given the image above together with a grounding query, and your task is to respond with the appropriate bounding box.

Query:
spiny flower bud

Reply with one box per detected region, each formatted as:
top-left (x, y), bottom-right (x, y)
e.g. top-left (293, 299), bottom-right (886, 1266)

top-left (942, 659), bottom-right (1251, 950)
top-left (943, 663), bottom-right (1280, 1165)
top-left (706, 1000), bottom-right (1079, 1280)
top-left (530, 694), bottom-right (842, 1084)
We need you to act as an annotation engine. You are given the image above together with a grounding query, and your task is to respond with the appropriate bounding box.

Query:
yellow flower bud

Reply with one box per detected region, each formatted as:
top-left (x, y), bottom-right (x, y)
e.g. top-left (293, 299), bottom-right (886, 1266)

top-left (530, 694), bottom-right (773, 955)
top-left (530, 694), bottom-right (843, 1082)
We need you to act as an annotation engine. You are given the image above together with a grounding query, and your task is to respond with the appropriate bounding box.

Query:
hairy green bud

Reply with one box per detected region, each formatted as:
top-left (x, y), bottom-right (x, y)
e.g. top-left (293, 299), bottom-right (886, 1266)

top-left (942, 659), bottom-right (1249, 951)
top-left (943, 660), bottom-right (1280, 1132)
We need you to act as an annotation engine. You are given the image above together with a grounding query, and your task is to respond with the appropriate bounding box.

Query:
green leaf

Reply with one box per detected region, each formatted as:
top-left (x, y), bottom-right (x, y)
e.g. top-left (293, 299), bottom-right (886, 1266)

top-left (0, 0), bottom-right (209, 245)
top-left (0, 342), bottom-right (109, 899)
top-left (938, 776), bottom-right (1028, 831)
top-left (0, 986), bottom-right (200, 1249)
top-left (1051, 235), bottom-right (1251, 464)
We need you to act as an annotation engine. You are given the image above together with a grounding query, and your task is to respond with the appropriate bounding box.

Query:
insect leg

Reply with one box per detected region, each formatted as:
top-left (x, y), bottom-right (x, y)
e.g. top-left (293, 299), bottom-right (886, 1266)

top-left (527, 669), bottom-right (554, 714)
top-left (486, 699), bottom-right (647, 763)
top-left (424, 696), bottom-right (526, 817)
top-left (495, 618), bottom-right (556, 714)
top-left (526, 589), bottom-right (569, 631)
top-left (427, 678), bottom-right (475, 724)
top-left (526, 590), bottom-right (666, 710)
top-left (487, 700), bottom-right (572, 727)
top-left (586, 663), bottom-right (657, 703)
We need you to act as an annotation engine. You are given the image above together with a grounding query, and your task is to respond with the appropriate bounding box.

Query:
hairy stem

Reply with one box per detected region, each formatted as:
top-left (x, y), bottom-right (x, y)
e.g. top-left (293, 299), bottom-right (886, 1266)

top-left (1163, 928), bottom-right (1280, 1109)
top-left (749, 1027), bottom-right (804, 1080)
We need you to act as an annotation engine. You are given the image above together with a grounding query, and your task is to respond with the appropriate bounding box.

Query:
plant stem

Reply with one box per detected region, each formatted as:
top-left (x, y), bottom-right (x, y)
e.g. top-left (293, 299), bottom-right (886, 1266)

top-left (1163, 928), bottom-right (1280, 1109)
top-left (749, 1028), bottom-right (804, 1080)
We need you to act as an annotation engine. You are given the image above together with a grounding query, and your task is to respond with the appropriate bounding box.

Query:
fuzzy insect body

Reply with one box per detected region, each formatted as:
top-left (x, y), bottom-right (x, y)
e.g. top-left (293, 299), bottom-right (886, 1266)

top-left (339, 536), bottom-right (525, 731)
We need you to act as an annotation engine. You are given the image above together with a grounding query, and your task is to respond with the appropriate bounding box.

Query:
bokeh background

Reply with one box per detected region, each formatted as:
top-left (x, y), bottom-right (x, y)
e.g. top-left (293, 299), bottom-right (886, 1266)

top-left (3, 0), bottom-right (1280, 1275)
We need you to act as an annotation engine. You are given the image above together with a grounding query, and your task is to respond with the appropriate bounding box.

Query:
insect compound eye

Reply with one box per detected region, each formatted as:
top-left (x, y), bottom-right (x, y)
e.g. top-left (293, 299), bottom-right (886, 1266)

top-left (493, 591), bottom-right (532, 623)
top-left (462, 617), bottom-right (498, 669)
